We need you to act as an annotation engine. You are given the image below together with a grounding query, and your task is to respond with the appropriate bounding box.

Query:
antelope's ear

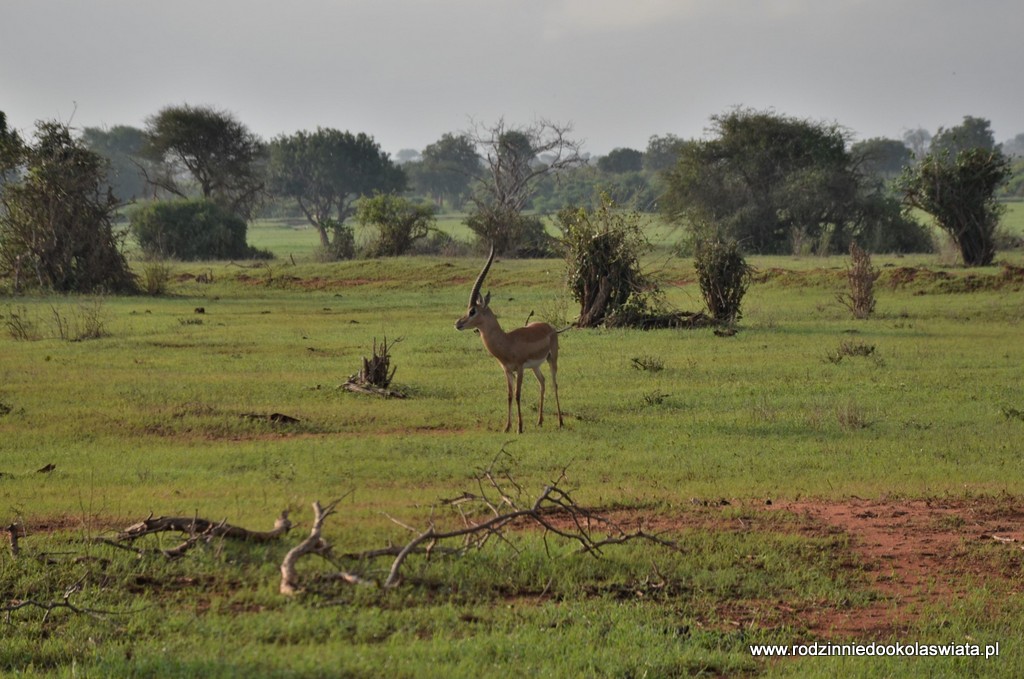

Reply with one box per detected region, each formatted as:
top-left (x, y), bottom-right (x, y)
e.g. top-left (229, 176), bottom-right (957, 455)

top-left (482, 291), bottom-right (491, 308)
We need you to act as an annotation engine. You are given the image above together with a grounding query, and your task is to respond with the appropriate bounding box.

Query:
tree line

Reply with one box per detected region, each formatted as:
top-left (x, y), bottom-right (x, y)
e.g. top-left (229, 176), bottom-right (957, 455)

top-left (0, 104), bottom-right (1018, 294)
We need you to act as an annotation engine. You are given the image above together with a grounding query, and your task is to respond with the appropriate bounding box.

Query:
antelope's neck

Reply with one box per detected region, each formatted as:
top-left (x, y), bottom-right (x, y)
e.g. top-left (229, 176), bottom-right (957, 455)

top-left (476, 315), bottom-right (510, 357)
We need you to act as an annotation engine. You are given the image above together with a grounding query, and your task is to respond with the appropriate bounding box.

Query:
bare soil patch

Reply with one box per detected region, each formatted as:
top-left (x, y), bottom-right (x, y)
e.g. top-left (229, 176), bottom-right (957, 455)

top-left (596, 495), bottom-right (1024, 639)
top-left (779, 496), bottom-right (1024, 637)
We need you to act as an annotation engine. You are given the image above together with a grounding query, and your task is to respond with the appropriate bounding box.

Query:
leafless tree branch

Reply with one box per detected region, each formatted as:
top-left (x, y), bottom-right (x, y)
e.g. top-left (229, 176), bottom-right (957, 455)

top-left (280, 498), bottom-right (369, 595)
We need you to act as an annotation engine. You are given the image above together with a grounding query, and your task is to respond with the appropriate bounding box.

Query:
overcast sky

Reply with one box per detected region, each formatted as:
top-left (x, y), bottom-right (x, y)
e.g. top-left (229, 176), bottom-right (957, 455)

top-left (2, 0), bottom-right (1022, 157)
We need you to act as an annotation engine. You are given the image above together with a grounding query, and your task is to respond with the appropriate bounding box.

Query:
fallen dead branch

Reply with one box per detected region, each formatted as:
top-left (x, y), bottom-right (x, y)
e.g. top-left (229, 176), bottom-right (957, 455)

top-left (75, 458), bottom-right (680, 598)
top-left (116, 511), bottom-right (292, 542)
top-left (281, 454), bottom-right (683, 592)
top-left (341, 380), bottom-right (406, 399)
top-left (240, 412), bottom-right (301, 425)
top-left (95, 510), bottom-right (293, 559)
top-left (604, 309), bottom-right (718, 330)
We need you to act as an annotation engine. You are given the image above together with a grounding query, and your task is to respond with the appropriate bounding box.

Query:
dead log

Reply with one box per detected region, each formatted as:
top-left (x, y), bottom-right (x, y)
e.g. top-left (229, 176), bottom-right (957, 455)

top-left (240, 412), bottom-right (301, 424)
top-left (115, 511), bottom-right (292, 543)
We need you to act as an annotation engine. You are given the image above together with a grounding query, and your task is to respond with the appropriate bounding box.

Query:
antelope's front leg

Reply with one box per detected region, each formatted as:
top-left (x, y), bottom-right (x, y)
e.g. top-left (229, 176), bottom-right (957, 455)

top-left (514, 367), bottom-right (525, 433)
top-left (503, 368), bottom-right (515, 433)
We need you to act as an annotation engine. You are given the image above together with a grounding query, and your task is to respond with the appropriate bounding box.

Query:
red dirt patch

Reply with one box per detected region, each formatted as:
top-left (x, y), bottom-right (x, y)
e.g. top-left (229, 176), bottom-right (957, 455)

top-left (556, 496), bottom-right (1024, 639)
top-left (778, 496), bottom-right (1024, 637)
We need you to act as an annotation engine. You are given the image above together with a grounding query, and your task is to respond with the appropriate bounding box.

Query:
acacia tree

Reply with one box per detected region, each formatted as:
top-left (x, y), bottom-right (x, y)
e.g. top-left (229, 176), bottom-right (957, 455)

top-left (1, 111), bottom-right (23, 176)
top-left (464, 118), bottom-right (584, 255)
top-left (662, 109), bottom-right (860, 254)
top-left (0, 121), bottom-right (136, 292)
top-left (902, 128), bottom-right (932, 159)
top-left (662, 108), bottom-right (927, 255)
top-left (416, 133), bottom-right (479, 209)
top-left (643, 134), bottom-right (686, 172)
top-left (80, 125), bottom-right (150, 203)
top-left (898, 148), bottom-right (1010, 266)
top-left (142, 104), bottom-right (265, 218)
top-left (266, 128), bottom-right (405, 258)
top-left (597, 148), bottom-right (643, 174)
top-left (931, 116), bottom-right (997, 156)
top-left (851, 137), bottom-right (913, 183)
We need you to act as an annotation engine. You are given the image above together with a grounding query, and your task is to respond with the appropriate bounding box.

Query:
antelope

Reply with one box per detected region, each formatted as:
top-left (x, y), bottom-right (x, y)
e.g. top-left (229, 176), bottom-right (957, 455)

top-left (455, 245), bottom-right (564, 433)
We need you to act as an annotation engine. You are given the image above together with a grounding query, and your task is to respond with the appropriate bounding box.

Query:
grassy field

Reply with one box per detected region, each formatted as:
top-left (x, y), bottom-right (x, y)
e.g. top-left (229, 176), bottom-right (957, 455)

top-left (1, 214), bottom-right (1023, 676)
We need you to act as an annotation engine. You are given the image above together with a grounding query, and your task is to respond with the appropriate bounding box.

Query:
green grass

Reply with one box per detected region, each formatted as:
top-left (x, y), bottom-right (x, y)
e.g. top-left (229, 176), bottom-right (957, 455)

top-left (2, 223), bottom-right (1024, 676)
top-left (1001, 200), bottom-right (1024, 236)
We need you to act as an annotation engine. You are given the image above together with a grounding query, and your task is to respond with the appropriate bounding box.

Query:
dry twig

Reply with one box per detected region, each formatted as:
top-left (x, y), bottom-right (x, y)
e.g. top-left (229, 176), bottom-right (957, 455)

top-left (2, 578), bottom-right (119, 624)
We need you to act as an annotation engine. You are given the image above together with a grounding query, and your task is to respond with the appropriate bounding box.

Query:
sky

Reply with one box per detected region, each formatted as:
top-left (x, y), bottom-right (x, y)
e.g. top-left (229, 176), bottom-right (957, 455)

top-left (2, 0), bottom-right (1022, 157)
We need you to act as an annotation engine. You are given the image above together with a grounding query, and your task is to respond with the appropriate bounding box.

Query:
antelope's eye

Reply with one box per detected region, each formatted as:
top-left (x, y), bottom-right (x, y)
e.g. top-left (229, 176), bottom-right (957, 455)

top-left (468, 308), bottom-right (476, 316)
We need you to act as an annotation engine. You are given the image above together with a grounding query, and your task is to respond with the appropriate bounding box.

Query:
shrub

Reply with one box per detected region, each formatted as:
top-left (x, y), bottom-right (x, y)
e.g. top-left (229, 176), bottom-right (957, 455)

top-left (4, 305), bottom-right (39, 341)
top-left (694, 239), bottom-right (753, 324)
top-left (465, 208), bottom-right (554, 258)
top-left (130, 199), bottom-right (271, 261)
top-left (837, 242), bottom-right (879, 319)
top-left (0, 121), bottom-right (137, 293)
top-left (312, 219), bottom-right (356, 261)
top-left (355, 193), bottom-right (436, 257)
top-left (854, 192), bottom-right (935, 254)
top-left (141, 261), bottom-right (173, 296)
top-left (558, 197), bottom-right (658, 327)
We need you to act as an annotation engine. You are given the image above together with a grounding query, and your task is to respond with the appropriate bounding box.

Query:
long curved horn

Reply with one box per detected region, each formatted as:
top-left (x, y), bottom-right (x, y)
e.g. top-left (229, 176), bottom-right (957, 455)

top-left (468, 244), bottom-right (496, 307)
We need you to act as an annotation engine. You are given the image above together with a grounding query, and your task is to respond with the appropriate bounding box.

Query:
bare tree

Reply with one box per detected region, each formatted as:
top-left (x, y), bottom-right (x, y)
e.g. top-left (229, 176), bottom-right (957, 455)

top-left (464, 118), bottom-right (585, 255)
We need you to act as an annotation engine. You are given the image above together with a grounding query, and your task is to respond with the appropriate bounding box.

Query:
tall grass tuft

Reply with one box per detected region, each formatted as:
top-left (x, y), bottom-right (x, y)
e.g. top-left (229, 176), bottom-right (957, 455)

top-left (142, 261), bottom-right (174, 296)
top-left (838, 241), bottom-right (879, 319)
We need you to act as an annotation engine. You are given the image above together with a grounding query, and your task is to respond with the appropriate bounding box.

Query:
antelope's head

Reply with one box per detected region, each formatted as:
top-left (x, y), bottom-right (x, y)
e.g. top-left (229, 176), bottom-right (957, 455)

top-left (455, 245), bottom-right (496, 331)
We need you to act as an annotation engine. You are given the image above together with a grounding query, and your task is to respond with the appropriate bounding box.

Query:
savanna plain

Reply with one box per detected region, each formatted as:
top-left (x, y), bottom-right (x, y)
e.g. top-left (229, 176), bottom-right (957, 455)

top-left (2, 213), bottom-right (1024, 677)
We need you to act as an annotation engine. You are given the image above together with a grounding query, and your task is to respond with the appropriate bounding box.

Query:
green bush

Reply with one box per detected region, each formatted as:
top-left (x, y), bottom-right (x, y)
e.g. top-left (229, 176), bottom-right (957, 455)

top-left (465, 208), bottom-right (554, 258)
top-left (558, 196), bottom-right (659, 327)
top-left (130, 199), bottom-right (271, 261)
top-left (694, 238), bottom-right (753, 324)
top-left (355, 193), bottom-right (436, 257)
top-left (313, 218), bottom-right (356, 261)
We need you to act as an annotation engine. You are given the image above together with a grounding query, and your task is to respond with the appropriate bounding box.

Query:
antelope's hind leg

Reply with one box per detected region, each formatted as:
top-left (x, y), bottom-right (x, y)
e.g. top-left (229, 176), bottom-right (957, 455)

top-left (548, 356), bottom-right (563, 428)
top-left (532, 366), bottom-right (546, 426)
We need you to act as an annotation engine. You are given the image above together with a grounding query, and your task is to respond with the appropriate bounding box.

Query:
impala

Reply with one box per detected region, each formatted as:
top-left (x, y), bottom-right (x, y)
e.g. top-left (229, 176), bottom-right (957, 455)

top-left (455, 245), bottom-right (564, 433)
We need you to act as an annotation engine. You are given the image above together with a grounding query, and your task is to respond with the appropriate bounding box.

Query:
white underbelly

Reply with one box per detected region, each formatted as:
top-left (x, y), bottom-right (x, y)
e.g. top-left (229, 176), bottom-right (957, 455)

top-left (522, 356), bottom-right (545, 369)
